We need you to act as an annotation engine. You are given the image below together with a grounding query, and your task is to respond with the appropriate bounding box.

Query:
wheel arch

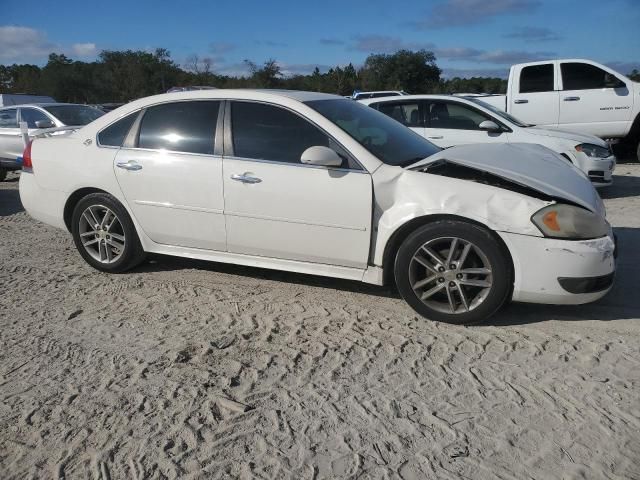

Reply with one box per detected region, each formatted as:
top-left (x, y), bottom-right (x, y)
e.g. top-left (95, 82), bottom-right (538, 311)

top-left (381, 214), bottom-right (515, 288)
top-left (63, 187), bottom-right (110, 232)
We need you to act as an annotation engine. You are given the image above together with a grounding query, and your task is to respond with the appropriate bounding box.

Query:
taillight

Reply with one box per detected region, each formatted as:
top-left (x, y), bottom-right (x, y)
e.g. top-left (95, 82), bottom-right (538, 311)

top-left (22, 141), bottom-right (33, 171)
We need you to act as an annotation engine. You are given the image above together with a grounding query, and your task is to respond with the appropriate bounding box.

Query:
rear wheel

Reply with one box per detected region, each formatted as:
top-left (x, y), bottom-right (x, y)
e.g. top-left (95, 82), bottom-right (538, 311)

top-left (0, 169), bottom-right (7, 182)
top-left (71, 193), bottom-right (145, 272)
top-left (394, 220), bottom-right (512, 325)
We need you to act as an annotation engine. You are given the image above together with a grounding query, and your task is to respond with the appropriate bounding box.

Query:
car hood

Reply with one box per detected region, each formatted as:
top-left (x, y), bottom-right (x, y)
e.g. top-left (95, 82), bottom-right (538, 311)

top-left (524, 126), bottom-right (608, 148)
top-left (409, 143), bottom-right (605, 215)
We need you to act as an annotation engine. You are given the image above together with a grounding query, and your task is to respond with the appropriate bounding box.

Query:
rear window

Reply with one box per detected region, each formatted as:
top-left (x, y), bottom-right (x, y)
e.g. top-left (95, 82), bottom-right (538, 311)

top-left (98, 112), bottom-right (138, 147)
top-left (519, 64), bottom-right (554, 93)
top-left (43, 105), bottom-right (104, 126)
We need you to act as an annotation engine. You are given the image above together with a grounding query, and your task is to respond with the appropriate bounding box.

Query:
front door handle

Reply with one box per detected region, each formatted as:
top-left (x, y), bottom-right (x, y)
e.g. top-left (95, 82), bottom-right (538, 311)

top-left (116, 160), bottom-right (143, 171)
top-left (231, 173), bottom-right (262, 184)
top-left (514, 99), bottom-right (529, 104)
top-left (564, 96), bottom-right (581, 102)
top-left (428, 136), bottom-right (444, 140)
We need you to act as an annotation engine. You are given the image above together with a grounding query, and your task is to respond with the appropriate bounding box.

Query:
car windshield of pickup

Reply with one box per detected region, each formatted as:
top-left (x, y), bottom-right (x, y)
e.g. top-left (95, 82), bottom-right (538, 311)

top-left (43, 105), bottom-right (105, 126)
top-left (467, 97), bottom-right (534, 128)
top-left (305, 98), bottom-right (440, 167)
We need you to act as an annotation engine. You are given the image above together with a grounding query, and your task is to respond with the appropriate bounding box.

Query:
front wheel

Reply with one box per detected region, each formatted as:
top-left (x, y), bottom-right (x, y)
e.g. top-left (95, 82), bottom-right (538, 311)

top-left (0, 169), bottom-right (7, 182)
top-left (394, 220), bottom-right (513, 325)
top-left (71, 193), bottom-right (145, 272)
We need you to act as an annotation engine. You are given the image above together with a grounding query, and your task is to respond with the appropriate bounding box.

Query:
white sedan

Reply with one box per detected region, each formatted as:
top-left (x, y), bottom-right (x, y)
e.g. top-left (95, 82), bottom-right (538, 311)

top-left (19, 90), bottom-right (616, 324)
top-left (359, 94), bottom-right (617, 187)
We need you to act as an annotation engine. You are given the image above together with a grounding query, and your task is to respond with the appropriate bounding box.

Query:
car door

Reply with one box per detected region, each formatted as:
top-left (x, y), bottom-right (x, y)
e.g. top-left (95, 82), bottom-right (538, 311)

top-left (558, 61), bottom-right (633, 137)
top-left (371, 100), bottom-right (425, 138)
top-left (0, 108), bottom-right (23, 163)
top-left (113, 100), bottom-right (227, 251)
top-left (223, 100), bottom-right (372, 269)
top-left (424, 100), bottom-right (508, 148)
top-left (511, 63), bottom-right (560, 127)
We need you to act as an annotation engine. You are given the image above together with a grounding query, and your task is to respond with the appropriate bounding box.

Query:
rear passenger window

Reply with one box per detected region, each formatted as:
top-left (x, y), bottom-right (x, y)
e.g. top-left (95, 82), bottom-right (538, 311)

top-left (520, 64), bottom-right (554, 93)
top-left (98, 112), bottom-right (138, 147)
top-left (0, 109), bottom-right (18, 128)
top-left (375, 101), bottom-right (422, 127)
top-left (231, 102), bottom-right (333, 164)
top-left (137, 101), bottom-right (220, 155)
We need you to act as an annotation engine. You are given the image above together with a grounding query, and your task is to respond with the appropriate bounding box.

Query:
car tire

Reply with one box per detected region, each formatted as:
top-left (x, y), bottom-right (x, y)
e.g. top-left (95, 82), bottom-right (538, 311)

top-left (394, 220), bottom-right (513, 325)
top-left (0, 169), bottom-right (7, 182)
top-left (71, 193), bottom-right (145, 273)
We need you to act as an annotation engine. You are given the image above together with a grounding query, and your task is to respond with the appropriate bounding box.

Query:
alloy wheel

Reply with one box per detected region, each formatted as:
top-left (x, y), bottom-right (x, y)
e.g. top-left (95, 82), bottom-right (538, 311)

top-left (78, 204), bottom-right (126, 264)
top-left (409, 236), bottom-right (493, 314)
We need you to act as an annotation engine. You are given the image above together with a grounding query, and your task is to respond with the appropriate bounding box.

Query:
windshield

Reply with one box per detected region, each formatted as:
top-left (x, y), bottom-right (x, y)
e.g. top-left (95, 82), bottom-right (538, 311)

top-left (305, 99), bottom-right (440, 167)
top-left (43, 105), bottom-right (105, 126)
top-left (465, 97), bottom-right (533, 127)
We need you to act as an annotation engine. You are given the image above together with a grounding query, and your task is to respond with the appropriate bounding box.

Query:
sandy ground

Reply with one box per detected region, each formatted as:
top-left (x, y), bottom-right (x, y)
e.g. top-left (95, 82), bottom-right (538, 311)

top-left (1, 164), bottom-right (640, 480)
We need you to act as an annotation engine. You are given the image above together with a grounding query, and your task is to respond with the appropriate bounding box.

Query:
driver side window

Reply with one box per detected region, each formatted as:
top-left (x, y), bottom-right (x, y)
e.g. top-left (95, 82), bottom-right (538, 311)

top-left (561, 62), bottom-right (623, 90)
top-left (230, 101), bottom-right (357, 169)
top-left (19, 108), bottom-right (51, 128)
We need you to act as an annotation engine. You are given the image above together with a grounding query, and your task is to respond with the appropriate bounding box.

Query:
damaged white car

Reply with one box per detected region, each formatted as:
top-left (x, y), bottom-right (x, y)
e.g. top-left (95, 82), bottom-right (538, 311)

top-left (19, 90), bottom-right (616, 324)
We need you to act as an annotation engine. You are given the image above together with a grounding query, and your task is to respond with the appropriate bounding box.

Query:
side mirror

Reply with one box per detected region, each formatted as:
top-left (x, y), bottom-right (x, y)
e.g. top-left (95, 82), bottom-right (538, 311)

top-left (300, 146), bottom-right (343, 167)
top-left (35, 119), bottom-right (55, 129)
top-left (479, 120), bottom-right (502, 133)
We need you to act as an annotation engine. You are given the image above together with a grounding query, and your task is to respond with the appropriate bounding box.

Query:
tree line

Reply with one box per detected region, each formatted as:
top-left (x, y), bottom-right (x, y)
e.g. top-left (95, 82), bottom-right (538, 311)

top-left (1, 47), bottom-right (527, 103)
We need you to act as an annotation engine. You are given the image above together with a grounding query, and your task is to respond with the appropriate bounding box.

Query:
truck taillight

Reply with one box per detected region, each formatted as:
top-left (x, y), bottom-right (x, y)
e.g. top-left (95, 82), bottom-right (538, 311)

top-left (22, 141), bottom-right (33, 171)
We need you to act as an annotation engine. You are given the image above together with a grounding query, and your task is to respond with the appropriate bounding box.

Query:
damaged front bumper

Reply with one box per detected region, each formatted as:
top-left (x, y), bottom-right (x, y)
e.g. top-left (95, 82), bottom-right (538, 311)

top-left (498, 231), bottom-right (616, 305)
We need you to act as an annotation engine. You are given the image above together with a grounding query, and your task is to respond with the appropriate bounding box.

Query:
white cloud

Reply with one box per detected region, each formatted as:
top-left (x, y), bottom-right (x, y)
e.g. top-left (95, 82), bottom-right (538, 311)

top-left (0, 25), bottom-right (98, 63)
top-left (0, 26), bottom-right (55, 62)
top-left (71, 43), bottom-right (97, 57)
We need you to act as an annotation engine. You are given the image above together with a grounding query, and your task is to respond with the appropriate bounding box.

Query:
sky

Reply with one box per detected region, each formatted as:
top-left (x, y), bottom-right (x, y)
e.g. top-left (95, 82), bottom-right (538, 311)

top-left (1, 0), bottom-right (639, 78)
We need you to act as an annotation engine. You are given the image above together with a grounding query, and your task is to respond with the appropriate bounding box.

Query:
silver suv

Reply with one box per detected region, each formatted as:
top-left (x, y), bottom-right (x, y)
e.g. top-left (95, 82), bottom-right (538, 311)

top-left (0, 103), bottom-right (104, 180)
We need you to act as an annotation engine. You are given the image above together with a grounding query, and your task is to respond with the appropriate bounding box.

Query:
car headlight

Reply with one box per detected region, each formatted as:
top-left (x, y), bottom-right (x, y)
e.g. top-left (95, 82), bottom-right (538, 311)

top-left (531, 204), bottom-right (609, 239)
top-left (575, 143), bottom-right (610, 158)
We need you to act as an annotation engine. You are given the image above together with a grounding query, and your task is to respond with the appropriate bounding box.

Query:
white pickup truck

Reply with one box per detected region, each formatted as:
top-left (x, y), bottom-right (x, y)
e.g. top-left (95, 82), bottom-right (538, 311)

top-left (480, 59), bottom-right (640, 158)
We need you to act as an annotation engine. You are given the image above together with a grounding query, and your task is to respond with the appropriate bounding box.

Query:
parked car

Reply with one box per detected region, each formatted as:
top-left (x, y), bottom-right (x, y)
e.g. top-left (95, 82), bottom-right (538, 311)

top-left (352, 90), bottom-right (408, 100)
top-left (476, 59), bottom-right (640, 159)
top-left (93, 103), bottom-right (126, 112)
top-left (19, 90), bottom-right (615, 324)
top-left (0, 93), bottom-right (56, 107)
top-left (360, 94), bottom-right (616, 187)
top-left (0, 103), bottom-right (104, 180)
top-left (167, 86), bottom-right (218, 93)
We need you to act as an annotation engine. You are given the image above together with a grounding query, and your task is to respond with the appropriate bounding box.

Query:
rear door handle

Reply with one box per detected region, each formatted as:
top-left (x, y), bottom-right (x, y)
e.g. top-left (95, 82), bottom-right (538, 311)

top-left (514, 99), bottom-right (529, 104)
top-left (231, 173), bottom-right (262, 184)
top-left (428, 136), bottom-right (444, 140)
top-left (116, 160), bottom-right (143, 171)
top-left (564, 96), bottom-right (581, 101)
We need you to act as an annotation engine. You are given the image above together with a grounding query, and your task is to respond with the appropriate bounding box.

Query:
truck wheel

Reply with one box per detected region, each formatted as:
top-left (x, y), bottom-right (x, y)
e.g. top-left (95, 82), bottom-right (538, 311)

top-left (394, 220), bottom-right (513, 325)
top-left (71, 193), bottom-right (146, 273)
top-left (0, 169), bottom-right (7, 182)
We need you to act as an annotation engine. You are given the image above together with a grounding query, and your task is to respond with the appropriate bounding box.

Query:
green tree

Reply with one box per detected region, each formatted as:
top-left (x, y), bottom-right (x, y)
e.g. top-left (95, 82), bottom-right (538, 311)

top-left (244, 59), bottom-right (282, 88)
top-left (359, 49), bottom-right (441, 93)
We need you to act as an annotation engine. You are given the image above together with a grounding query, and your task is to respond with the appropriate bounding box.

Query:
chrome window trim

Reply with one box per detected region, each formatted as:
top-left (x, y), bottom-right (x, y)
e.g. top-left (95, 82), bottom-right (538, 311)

top-left (224, 154), bottom-right (369, 174)
top-left (117, 145), bottom-right (223, 159)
